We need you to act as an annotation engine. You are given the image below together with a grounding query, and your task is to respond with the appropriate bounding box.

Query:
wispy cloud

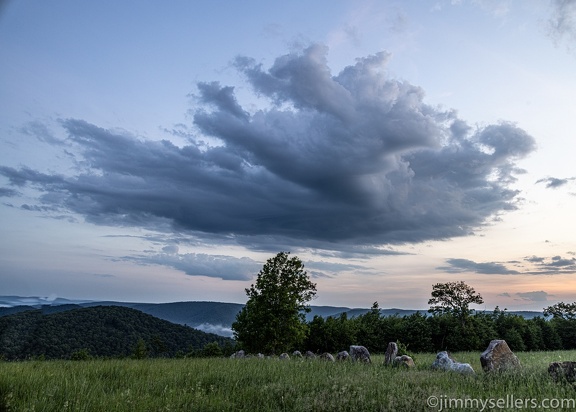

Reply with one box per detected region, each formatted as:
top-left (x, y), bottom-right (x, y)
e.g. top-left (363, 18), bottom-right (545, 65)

top-left (437, 258), bottom-right (519, 274)
top-left (536, 176), bottom-right (575, 189)
top-left (515, 291), bottom-right (551, 302)
top-left (438, 254), bottom-right (576, 276)
top-left (523, 254), bottom-right (576, 274)
top-left (548, 0), bottom-right (576, 51)
top-left (119, 252), bottom-right (262, 281)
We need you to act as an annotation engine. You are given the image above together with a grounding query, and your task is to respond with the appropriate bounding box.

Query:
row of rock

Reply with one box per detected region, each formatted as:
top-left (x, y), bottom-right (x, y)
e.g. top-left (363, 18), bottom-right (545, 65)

top-left (231, 339), bottom-right (520, 374)
top-left (229, 345), bottom-right (381, 363)
top-left (231, 340), bottom-right (576, 384)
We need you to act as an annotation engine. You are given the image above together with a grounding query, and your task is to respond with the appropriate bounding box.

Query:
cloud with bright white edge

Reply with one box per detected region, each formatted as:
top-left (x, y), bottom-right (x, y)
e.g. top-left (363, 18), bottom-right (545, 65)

top-left (0, 44), bottom-right (536, 259)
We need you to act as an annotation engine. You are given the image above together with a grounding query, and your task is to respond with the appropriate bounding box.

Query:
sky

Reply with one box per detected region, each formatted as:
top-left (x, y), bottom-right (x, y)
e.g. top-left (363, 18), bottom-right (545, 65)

top-left (1, 0), bottom-right (575, 311)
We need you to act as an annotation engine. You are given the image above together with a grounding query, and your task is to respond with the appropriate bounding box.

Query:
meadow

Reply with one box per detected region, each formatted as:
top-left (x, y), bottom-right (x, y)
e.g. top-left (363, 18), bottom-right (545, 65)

top-left (2, 351), bottom-right (576, 411)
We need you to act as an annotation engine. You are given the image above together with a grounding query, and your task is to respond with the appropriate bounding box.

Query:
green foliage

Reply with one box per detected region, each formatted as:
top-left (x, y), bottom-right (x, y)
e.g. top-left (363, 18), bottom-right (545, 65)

top-left (200, 341), bottom-right (224, 357)
top-left (0, 306), bottom-right (233, 360)
top-left (132, 338), bottom-right (149, 359)
top-left (232, 252), bottom-right (317, 354)
top-left (70, 348), bottom-right (92, 361)
top-left (544, 302), bottom-right (576, 320)
top-left (303, 304), bottom-right (576, 354)
top-left (428, 281), bottom-right (484, 325)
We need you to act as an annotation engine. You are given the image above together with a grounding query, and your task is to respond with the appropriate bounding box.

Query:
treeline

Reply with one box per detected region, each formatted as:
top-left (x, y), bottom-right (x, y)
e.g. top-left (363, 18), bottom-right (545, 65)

top-left (0, 305), bottom-right (234, 360)
top-left (304, 304), bottom-right (574, 354)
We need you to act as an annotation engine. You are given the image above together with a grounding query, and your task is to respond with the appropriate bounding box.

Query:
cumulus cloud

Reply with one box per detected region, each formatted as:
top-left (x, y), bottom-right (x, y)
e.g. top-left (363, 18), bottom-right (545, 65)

top-left (0, 44), bottom-right (535, 252)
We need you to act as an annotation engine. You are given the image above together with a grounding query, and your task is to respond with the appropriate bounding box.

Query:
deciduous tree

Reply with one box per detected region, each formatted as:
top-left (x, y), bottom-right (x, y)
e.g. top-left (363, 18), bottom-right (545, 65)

top-left (232, 252), bottom-right (317, 354)
top-left (428, 281), bottom-right (483, 326)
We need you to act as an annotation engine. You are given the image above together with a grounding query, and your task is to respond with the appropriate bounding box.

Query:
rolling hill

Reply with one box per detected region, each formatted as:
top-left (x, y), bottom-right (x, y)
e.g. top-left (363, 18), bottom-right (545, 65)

top-left (0, 305), bottom-right (234, 360)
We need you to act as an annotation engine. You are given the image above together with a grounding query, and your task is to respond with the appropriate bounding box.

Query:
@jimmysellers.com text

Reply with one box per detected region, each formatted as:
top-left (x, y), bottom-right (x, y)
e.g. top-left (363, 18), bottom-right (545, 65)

top-left (427, 394), bottom-right (576, 411)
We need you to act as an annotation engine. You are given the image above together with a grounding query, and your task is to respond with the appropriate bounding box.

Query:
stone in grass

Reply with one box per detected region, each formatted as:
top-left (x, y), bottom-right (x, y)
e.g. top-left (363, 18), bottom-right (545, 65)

top-left (480, 340), bottom-right (521, 372)
top-left (336, 351), bottom-right (349, 361)
top-left (230, 350), bottom-right (246, 359)
top-left (394, 355), bottom-right (415, 368)
top-left (384, 342), bottom-right (398, 365)
top-left (320, 352), bottom-right (335, 362)
top-left (548, 361), bottom-right (576, 383)
top-left (349, 345), bottom-right (371, 363)
top-left (279, 353), bottom-right (290, 360)
top-left (432, 351), bottom-right (475, 375)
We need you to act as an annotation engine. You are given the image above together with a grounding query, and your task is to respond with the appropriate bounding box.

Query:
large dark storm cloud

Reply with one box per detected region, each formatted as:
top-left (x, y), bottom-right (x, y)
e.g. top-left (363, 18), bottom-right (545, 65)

top-left (0, 45), bottom-right (535, 251)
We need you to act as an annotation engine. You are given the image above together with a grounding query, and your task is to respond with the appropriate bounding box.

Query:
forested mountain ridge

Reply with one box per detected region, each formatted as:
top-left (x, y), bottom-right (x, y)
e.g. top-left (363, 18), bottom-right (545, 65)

top-left (0, 305), bottom-right (234, 360)
top-left (0, 297), bottom-right (543, 338)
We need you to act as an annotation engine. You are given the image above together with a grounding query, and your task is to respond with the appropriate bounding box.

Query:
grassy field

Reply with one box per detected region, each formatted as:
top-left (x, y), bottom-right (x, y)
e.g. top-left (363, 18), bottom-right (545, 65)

top-left (1, 351), bottom-right (576, 411)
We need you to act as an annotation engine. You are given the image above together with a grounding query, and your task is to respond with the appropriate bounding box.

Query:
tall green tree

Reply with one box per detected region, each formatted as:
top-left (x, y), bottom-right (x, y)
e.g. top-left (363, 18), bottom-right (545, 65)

top-left (428, 281), bottom-right (483, 326)
top-left (232, 252), bottom-right (317, 354)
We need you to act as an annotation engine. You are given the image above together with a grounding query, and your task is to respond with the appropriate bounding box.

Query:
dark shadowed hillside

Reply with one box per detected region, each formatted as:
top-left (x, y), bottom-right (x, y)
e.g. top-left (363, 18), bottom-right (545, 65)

top-left (0, 306), bottom-right (234, 360)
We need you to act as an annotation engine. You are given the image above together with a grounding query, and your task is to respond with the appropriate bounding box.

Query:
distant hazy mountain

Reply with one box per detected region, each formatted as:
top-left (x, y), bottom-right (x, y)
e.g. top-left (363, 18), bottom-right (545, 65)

top-left (0, 296), bottom-right (544, 337)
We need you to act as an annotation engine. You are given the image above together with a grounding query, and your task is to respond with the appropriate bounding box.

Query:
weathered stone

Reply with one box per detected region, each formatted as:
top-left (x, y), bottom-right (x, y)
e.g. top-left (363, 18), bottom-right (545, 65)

top-left (305, 350), bottom-right (317, 359)
top-left (548, 361), bottom-right (576, 383)
top-left (292, 350), bottom-right (303, 358)
top-left (320, 352), bottom-right (335, 362)
top-left (336, 351), bottom-right (349, 361)
top-left (279, 352), bottom-right (290, 360)
top-left (394, 355), bottom-right (415, 368)
top-left (350, 345), bottom-right (371, 363)
top-left (480, 340), bottom-right (521, 372)
top-left (256, 353), bottom-right (265, 359)
top-left (230, 350), bottom-right (245, 359)
top-left (384, 342), bottom-right (398, 365)
top-left (432, 351), bottom-right (475, 374)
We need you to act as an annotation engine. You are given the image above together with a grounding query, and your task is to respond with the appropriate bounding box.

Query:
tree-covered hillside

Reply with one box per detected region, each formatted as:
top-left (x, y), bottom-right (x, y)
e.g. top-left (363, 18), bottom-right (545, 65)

top-left (0, 306), bottom-right (234, 360)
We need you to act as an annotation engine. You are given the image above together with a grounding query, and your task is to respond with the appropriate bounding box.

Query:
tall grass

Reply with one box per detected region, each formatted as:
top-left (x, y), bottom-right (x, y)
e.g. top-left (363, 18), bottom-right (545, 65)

top-left (1, 351), bottom-right (576, 411)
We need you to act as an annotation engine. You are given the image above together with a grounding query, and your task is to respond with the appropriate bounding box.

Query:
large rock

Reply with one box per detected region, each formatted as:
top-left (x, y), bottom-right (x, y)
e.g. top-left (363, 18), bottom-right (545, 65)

top-left (394, 355), bottom-right (415, 368)
top-left (384, 342), bottom-right (398, 365)
top-left (305, 350), bottom-right (317, 359)
top-left (336, 351), bottom-right (349, 361)
top-left (350, 345), bottom-right (371, 363)
top-left (320, 352), bottom-right (335, 362)
top-left (292, 350), bottom-right (303, 358)
top-left (480, 340), bottom-right (521, 372)
top-left (432, 351), bottom-right (475, 375)
top-left (548, 361), bottom-right (576, 383)
top-left (230, 350), bottom-right (245, 359)
top-left (279, 353), bottom-right (290, 360)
